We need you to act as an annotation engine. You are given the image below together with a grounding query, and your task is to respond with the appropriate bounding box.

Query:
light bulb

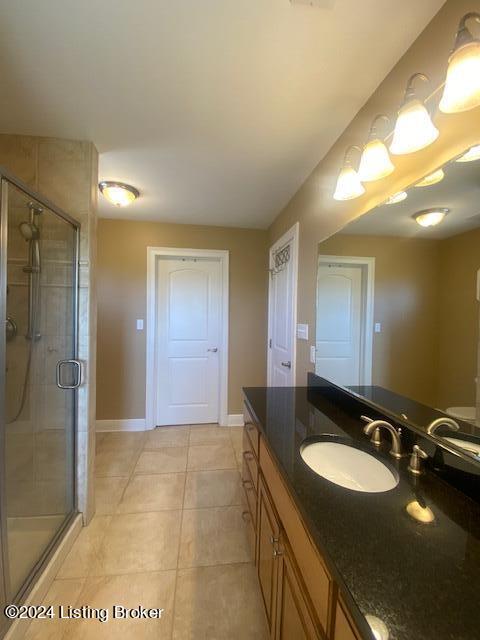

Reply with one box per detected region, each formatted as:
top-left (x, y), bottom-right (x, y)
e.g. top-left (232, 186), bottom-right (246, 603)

top-left (439, 13), bottom-right (480, 113)
top-left (415, 168), bottom-right (445, 187)
top-left (358, 139), bottom-right (395, 182)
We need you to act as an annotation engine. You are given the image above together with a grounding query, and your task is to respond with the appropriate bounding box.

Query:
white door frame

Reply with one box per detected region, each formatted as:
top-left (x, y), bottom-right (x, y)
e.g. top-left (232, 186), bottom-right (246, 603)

top-left (146, 247), bottom-right (229, 429)
top-left (317, 254), bottom-right (375, 385)
top-left (267, 222), bottom-right (299, 386)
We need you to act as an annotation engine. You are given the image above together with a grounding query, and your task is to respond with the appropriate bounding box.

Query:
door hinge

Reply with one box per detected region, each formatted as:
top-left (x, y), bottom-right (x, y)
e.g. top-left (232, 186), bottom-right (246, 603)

top-left (269, 339), bottom-right (272, 349)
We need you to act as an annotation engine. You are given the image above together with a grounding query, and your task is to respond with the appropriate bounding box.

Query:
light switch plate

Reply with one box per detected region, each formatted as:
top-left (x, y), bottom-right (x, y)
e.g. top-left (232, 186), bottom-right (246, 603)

top-left (374, 322), bottom-right (382, 333)
top-left (297, 323), bottom-right (309, 340)
top-left (310, 345), bottom-right (316, 364)
top-left (136, 319), bottom-right (144, 331)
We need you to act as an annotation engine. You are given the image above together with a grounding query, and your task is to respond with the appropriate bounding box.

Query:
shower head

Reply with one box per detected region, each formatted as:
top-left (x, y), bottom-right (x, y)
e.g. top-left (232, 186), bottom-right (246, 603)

top-left (19, 221), bottom-right (39, 241)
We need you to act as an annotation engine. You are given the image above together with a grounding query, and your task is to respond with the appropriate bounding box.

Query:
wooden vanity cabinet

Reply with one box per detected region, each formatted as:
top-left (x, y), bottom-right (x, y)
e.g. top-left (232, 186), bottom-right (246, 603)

top-left (243, 400), bottom-right (363, 640)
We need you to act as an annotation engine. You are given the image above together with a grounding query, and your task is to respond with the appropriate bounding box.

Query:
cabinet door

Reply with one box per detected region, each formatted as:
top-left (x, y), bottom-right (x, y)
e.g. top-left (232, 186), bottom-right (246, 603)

top-left (275, 538), bottom-right (322, 640)
top-left (257, 476), bottom-right (281, 637)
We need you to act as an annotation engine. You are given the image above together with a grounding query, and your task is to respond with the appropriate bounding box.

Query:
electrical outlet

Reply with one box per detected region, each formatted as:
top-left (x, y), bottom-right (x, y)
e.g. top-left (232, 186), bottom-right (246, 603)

top-left (374, 322), bottom-right (382, 333)
top-left (136, 319), bottom-right (144, 331)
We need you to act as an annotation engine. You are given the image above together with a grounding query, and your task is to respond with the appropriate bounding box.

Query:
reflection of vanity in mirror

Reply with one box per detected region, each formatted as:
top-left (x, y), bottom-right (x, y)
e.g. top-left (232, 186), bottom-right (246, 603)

top-left (316, 146), bottom-right (480, 463)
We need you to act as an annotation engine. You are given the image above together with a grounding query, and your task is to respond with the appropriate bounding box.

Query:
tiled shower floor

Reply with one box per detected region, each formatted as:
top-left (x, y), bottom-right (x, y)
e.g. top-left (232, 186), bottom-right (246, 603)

top-left (25, 425), bottom-right (268, 639)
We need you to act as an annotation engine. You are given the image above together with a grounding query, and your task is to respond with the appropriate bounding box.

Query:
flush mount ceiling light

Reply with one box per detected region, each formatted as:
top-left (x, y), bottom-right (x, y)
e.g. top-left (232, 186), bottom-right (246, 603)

top-left (385, 191), bottom-right (407, 205)
top-left (440, 12), bottom-right (480, 113)
top-left (456, 144), bottom-right (480, 162)
top-left (390, 74), bottom-right (439, 155)
top-left (414, 168), bottom-right (445, 187)
top-left (333, 146), bottom-right (365, 201)
top-left (358, 115), bottom-right (395, 182)
top-left (413, 208), bottom-right (449, 228)
top-left (99, 181), bottom-right (140, 207)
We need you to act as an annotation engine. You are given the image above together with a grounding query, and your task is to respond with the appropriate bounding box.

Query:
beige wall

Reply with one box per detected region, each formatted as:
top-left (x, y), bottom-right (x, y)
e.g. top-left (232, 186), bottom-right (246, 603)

top-left (0, 134), bottom-right (98, 524)
top-left (437, 228), bottom-right (480, 408)
top-left (96, 219), bottom-right (268, 420)
top-left (318, 235), bottom-right (441, 406)
top-left (268, 0), bottom-right (480, 388)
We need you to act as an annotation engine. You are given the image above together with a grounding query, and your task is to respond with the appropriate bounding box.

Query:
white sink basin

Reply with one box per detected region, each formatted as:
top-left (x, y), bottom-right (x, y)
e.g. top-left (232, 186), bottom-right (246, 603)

top-left (301, 441), bottom-right (398, 493)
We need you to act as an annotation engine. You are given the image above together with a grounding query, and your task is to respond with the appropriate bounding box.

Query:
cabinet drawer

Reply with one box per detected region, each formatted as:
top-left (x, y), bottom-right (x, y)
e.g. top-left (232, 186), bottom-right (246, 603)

top-left (244, 404), bottom-right (260, 456)
top-left (243, 428), bottom-right (258, 490)
top-left (242, 457), bottom-right (258, 526)
top-left (259, 436), bottom-right (333, 636)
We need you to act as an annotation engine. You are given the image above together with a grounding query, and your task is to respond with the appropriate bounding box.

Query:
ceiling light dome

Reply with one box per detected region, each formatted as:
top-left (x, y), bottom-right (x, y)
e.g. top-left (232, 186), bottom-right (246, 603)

top-left (358, 115), bottom-right (395, 182)
top-left (415, 168), bottom-right (445, 187)
top-left (390, 74), bottom-right (439, 155)
top-left (333, 146), bottom-right (365, 201)
top-left (99, 181), bottom-right (140, 207)
top-left (439, 13), bottom-right (480, 114)
top-left (413, 208), bottom-right (449, 228)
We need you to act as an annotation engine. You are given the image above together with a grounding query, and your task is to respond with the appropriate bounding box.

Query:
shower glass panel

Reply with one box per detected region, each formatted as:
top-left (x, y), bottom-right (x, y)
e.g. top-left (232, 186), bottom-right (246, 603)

top-left (3, 178), bottom-right (78, 600)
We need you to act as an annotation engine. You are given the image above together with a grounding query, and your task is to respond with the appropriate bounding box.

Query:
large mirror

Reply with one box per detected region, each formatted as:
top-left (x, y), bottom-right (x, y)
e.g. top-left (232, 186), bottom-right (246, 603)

top-left (315, 145), bottom-right (480, 463)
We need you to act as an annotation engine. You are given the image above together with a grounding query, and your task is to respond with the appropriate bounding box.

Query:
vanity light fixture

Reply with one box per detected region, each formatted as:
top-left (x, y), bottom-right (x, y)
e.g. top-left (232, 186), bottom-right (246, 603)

top-left (99, 181), bottom-right (140, 207)
top-left (413, 208), bottom-right (449, 228)
top-left (406, 500), bottom-right (435, 524)
top-left (358, 115), bottom-right (395, 182)
top-left (456, 144), bottom-right (480, 162)
top-left (385, 191), bottom-right (407, 205)
top-left (390, 74), bottom-right (439, 155)
top-left (439, 12), bottom-right (480, 113)
top-left (333, 146), bottom-right (365, 201)
top-left (365, 615), bottom-right (390, 640)
top-left (414, 168), bottom-right (445, 187)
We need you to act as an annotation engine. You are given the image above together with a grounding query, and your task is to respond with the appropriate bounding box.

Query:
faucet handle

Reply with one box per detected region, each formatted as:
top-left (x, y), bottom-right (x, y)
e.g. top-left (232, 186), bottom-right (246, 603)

top-left (408, 445), bottom-right (429, 476)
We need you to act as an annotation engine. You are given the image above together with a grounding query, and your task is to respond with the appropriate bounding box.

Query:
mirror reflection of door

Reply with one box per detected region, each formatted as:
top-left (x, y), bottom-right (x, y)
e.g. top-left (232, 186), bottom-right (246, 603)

top-left (316, 258), bottom-right (374, 387)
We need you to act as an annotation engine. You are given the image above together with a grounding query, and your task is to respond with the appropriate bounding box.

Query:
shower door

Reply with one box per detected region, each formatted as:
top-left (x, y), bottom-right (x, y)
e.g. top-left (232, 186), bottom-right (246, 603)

top-left (1, 176), bottom-right (79, 607)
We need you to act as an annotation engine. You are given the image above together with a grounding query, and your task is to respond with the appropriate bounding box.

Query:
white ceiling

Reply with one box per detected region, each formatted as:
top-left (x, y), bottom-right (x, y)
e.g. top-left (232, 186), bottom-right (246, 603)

top-left (0, 0), bottom-right (445, 228)
top-left (341, 154), bottom-right (480, 239)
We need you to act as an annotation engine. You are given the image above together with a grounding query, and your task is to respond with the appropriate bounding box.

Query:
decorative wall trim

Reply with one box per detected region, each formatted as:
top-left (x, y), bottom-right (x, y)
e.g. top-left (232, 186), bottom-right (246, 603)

top-left (96, 419), bottom-right (146, 432)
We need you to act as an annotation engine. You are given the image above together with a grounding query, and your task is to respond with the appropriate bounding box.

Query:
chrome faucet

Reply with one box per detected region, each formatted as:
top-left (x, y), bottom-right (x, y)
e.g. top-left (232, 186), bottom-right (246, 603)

top-left (426, 417), bottom-right (460, 436)
top-left (362, 416), bottom-right (403, 459)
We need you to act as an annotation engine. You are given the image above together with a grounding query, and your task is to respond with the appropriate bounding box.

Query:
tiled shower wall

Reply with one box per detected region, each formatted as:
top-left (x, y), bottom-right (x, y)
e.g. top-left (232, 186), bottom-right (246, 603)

top-left (0, 134), bottom-right (98, 524)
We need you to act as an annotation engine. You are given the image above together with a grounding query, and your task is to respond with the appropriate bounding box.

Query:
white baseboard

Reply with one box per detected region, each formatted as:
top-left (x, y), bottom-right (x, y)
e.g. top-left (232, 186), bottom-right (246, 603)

top-left (226, 414), bottom-right (244, 427)
top-left (96, 419), bottom-right (146, 432)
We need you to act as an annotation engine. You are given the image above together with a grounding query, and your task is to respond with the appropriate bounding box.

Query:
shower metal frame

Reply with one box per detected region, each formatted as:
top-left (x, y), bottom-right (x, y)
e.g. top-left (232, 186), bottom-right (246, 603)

top-left (0, 167), bottom-right (81, 619)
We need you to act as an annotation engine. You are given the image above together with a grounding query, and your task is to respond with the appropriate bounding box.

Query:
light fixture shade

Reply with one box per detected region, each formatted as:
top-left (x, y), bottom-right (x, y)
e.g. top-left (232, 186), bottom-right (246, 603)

top-left (333, 166), bottom-right (365, 201)
top-left (413, 208), bottom-right (449, 228)
top-left (440, 40), bottom-right (480, 113)
top-left (456, 144), bottom-right (480, 162)
top-left (415, 168), bottom-right (445, 187)
top-left (99, 181), bottom-right (140, 207)
top-left (390, 99), bottom-right (439, 155)
top-left (385, 191), bottom-right (407, 205)
top-left (358, 139), bottom-right (395, 182)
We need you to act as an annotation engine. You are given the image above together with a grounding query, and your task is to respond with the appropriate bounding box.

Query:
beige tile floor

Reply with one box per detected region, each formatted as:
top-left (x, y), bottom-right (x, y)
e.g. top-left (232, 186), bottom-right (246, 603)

top-left (25, 425), bottom-right (268, 640)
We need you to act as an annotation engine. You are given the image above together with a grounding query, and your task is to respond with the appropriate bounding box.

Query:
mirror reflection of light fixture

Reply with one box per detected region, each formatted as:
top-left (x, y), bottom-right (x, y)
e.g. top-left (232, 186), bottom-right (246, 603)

top-left (99, 181), bottom-right (140, 207)
top-left (390, 74), bottom-right (439, 155)
top-left (406, 500), bottom-right (435, 524)
top-left (385, 191), bottom-right (407, 205)
top-left (358, 115), bottom-right (395, 182)
top-left (414, 168), bottom-right (445, 187)
top-left (439, 12), bottom-right (480, 113)
top-left (456, 144), bottom-right (480, 162)
top-left (333, 146), bottom-right (365, 201)
top-left (365, 615), bottom-right (390, 640)
top-left (413, 208), bottom-right (449, 228)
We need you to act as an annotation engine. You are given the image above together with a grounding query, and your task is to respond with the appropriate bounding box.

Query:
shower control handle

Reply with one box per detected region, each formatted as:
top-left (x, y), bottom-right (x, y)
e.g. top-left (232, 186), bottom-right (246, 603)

top-left (56, 359), bottom-right (82, 390)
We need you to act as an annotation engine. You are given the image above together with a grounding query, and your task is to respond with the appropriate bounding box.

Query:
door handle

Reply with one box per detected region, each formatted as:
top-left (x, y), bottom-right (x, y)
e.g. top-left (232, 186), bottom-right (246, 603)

top-left (207, 347), bottom-right (218, 352)
top-left (56, 359), bottom-right (82, 389)
top-left (281, 361), bottom-right (291, 369)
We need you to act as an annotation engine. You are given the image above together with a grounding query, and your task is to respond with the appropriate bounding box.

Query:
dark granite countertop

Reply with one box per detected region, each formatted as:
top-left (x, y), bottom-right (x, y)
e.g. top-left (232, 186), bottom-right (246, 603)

top-left (243, 386), bottom-right (480, 640)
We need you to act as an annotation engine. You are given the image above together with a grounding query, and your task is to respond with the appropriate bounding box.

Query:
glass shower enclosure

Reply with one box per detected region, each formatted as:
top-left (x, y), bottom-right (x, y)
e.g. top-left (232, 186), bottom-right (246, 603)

top-left (0, 170), bottom-right (80, 628)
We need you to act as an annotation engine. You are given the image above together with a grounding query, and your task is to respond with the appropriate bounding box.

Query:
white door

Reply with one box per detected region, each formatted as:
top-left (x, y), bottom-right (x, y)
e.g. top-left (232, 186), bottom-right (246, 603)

top-left (156, 256), bottom-right (221, 425)
top-left (268, 225), bottom-right (298, 387)
top-left (316, 263), bottom-right (363, 387)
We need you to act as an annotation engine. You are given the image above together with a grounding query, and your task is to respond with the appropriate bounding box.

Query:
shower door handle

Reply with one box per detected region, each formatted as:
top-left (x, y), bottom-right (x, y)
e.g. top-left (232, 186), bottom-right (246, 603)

top-left (56, 359), bottom-right (82, 390)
